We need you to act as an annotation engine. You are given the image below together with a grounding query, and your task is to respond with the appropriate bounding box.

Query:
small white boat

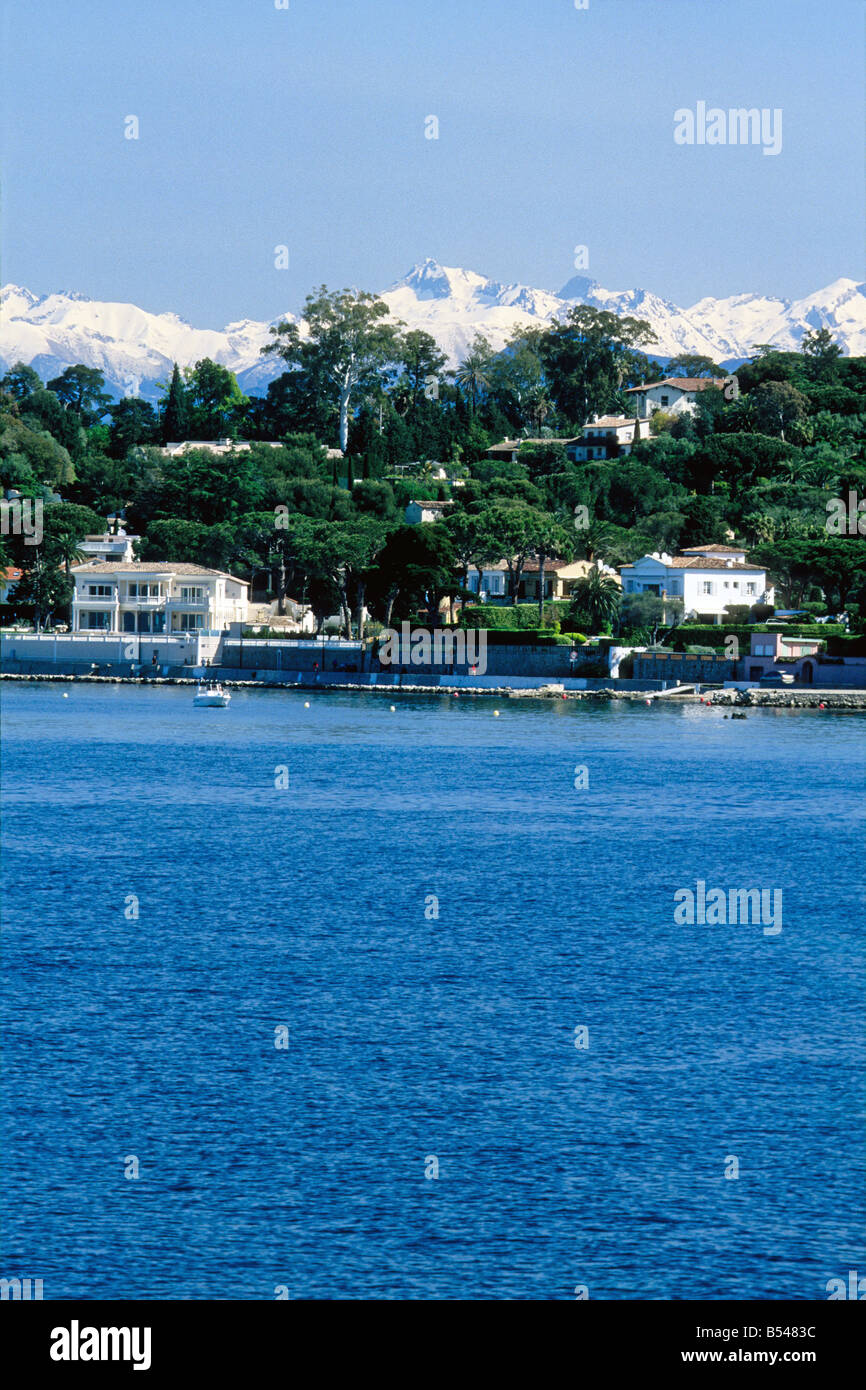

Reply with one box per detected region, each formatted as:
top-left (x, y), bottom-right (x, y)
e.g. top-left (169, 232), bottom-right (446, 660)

top-left (193, 681), bottom-right (231, 707)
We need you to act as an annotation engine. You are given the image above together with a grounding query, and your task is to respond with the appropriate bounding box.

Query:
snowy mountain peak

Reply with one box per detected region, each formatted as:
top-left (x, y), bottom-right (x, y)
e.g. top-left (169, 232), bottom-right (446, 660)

top-left (392, 259), bottom-right (488, 302)
top-left (558, 274), bottom-right (604, 301)
top-left (1, 284), bottom-right (39, 317)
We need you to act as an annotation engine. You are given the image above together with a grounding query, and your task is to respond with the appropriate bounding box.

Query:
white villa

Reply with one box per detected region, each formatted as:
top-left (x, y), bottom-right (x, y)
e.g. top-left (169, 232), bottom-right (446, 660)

top-left (485, 420), bottom-right (651, 466)
top-left (625, 377), bottom-right (728, 418)
top-left (568, 415), bottom-right (652, 461)
top-left (620, 548), bottom-right (774, 623)
top-left (70, 562), bottom-right (249, 635)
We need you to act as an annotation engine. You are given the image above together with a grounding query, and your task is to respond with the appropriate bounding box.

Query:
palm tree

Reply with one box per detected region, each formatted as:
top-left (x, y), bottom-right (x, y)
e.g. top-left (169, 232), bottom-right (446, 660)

top-left (53, 531), bottom-right (87, 578)
top-left (454, 334), bottom-right (493, 415)
top-left (574, 520), bottom-right (615, 562)
top-left (569, 567), bottom-right (621, 634)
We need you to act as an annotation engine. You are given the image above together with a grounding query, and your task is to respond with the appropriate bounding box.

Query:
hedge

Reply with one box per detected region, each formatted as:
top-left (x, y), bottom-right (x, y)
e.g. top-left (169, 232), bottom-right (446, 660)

top-left (478, 629), bottom-right (576, 646)
top-left (461, 602), bottom-right (571, 630)
top-left (667, 623), bottom-right (845, 649)
top-left (396, 623), bottom-right (577, 646)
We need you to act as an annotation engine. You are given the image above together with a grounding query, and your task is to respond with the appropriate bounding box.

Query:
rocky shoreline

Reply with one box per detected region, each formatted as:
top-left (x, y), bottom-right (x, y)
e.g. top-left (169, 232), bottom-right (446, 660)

top-left (3, 670), bottom-right (866, 709)
top-left (703, 687), bottom-right (866, 710)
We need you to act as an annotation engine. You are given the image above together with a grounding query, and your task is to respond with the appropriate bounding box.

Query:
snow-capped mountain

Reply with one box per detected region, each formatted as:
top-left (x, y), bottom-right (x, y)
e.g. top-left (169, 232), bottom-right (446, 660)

top-left (2, 259), bottom-right (864, 403)
top-left (0, 284), bottom-right (292, 403)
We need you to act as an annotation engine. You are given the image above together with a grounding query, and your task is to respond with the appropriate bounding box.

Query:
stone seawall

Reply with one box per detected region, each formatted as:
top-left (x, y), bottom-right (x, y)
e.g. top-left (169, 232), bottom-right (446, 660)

top-left (708, 687), bottom-right (866, 709)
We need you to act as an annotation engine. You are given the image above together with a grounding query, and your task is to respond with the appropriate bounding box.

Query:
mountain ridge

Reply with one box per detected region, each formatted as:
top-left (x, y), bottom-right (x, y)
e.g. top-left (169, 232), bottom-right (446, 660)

top-left (2, 259), bottom-right (864, 404)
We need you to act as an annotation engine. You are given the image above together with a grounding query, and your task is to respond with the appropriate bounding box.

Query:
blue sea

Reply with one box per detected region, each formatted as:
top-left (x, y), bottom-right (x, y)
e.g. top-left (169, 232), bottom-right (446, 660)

top-left (1, 683), bottom-right (864, 1300)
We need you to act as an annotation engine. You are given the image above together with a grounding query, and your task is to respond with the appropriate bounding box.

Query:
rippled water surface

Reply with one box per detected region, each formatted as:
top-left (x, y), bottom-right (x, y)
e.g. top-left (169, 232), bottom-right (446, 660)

top-left (1, 683), bottom-right (864, 1299)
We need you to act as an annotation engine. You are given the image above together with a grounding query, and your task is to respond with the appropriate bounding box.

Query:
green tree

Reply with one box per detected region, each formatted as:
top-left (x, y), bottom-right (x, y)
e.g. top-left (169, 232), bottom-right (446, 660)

top-left (369, 524), bottom-right (457, 628)
top-left (472, 499), bottom-right (562, 604)
top-left (569, 567), bottom-right (622, 634)
top-left (160, 363), bottom-right (190, 444)
top-left (108, 398), bottom-right (159, 458)
top-left (679, 496), bottom-right (726, 548)
top-left (489, 328), bottom-right (552, 433)
top-left (541, 305), bottom-right (657, 424)
top-left (263, 287), bottom-right (402, 453)
top-left (0, 410), bottom-right (75, 488)
top-left (66, 453), bottom-right (132, 517)
top-left (13, 553), bottom-right (72, 631)
top-left (664, 354), bottom-right (724, 378)
top-left (46, 366), bottom-right (111, 426)
top-left (1, 361), bottom-right (42, 399)
top-left (525, 513), bottom-right (573, 624)
top-left (53, 531), bottom-right (87, 578)
top-left (801, 328), bottom-right (842, 383)
top-left (20, 388), bottom-right (84, 463)
top-left (454, 333), bottom-right (495, 415)
top-left (747, 381), bottom-right (810, 442)
top-left (395, 330), bottom-right (447, 415)
top-left (619, 590), bottom-right (675, 643)
top-left (184, 359), bottom-right (249, 439)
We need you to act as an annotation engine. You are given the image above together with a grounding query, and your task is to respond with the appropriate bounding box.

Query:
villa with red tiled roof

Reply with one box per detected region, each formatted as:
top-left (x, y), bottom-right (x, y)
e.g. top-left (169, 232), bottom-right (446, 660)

top-left (620, 549), bottom-right (774, 624)
top-left (626, 376), bottom-right (729, 418)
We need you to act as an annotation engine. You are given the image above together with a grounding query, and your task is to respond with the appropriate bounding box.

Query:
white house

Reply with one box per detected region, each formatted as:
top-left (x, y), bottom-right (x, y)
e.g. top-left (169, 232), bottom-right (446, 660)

top-left (404, 498), bottom-right (455, 524)
top-left (625, 377), bottom-right (728, 419)
top-left (465, 560), bottom-right (510, 602)
top-left (162, 439), bottom-right (343, 461)
top-left (568, 415), bottom-right (652, 461)
top-left (485, 437), bottom-right (581, 463)
top-left (620, 551), bottom-right (774, 624)
top-left (78, 530), bottom-right (140, 564)
top-left (70, 562), bottom-right (249, 635)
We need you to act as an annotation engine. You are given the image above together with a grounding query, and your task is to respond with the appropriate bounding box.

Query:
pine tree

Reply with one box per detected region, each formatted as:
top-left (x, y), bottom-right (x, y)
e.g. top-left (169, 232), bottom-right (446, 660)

top-left (161, 363), bottom-right (190, 444)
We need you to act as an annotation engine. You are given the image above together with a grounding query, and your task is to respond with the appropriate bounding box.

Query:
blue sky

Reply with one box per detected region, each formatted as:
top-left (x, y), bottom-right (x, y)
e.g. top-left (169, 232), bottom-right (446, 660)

top-left (2, 0), bottom-right (863, 325)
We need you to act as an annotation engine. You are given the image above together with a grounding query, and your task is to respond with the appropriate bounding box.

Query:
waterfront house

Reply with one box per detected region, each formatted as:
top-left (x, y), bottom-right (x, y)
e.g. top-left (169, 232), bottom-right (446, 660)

top-left (519, 558), bottom-right (621, 603)
top-left (620, 551), bottom-right (774, 624)
top-left (70, 562), bottom-right (249, 635)
top-left (462, 557), bottom-right (620, 605)
top-left (625, 377), bottom-right (728, 419)
top-left (745, 631), bottom-right (824, 684)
